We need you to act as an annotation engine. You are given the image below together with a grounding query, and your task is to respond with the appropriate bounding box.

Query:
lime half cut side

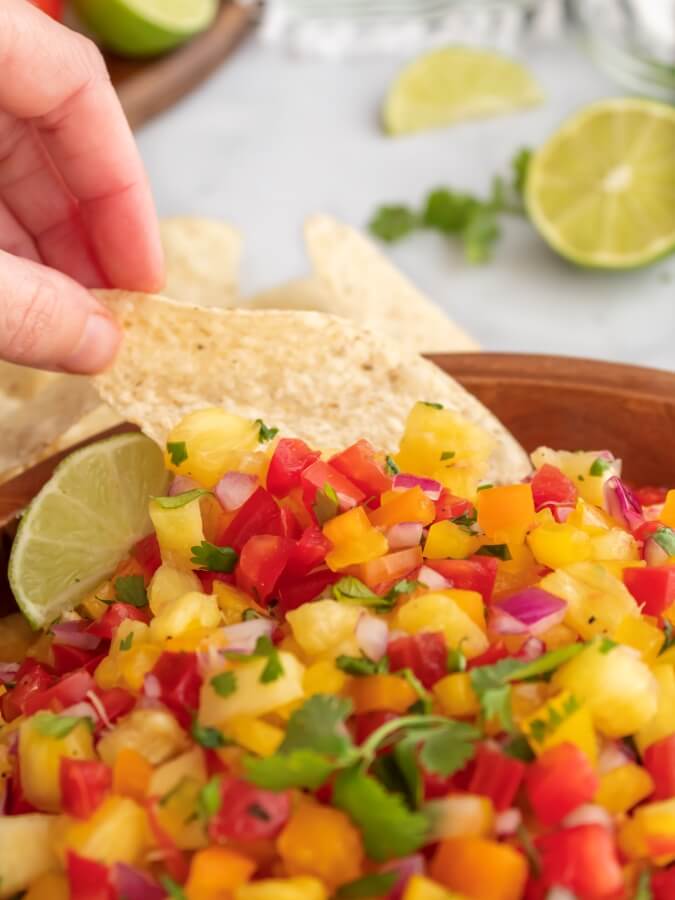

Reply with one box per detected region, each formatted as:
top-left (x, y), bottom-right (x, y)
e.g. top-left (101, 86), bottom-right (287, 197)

top-left (72, 0), bottom-right (218, 58)
top-left (9, 433), bottom-right (169, 628)
top-left (383, 47), bottom-right (543, 136)
top-left (526, 99), bottom-right (675, 269)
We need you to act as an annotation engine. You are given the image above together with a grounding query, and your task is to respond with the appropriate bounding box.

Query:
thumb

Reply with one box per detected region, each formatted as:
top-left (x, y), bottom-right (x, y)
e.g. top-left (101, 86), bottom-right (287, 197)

top-left (0, 250), bottom-right (121, 373)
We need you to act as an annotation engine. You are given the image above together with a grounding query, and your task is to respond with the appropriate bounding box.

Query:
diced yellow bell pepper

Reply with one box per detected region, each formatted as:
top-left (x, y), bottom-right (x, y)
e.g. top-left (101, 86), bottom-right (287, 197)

top-left (370, 487), bottom-right (436, 528)
top-left (596, 763), bottom-right (654, 815)
top-left (323, 507), bottom-right (388, 570)
top-left (477, 484), bottom-right (535, 541)
top-left (434, 673), bottom-right (480, 717)
top-left (303, 660), bottom-right (348, 697)
top-left (395, 591), bottom-right (488, 659)
top-left (522, 690), bottom-right (597, 763)
top-left (527, 523), bottom-right (592, 569)
top-left (24, 873), bottom-right (69, 900)
top-left (57, 795), bottom-right (148, 865)
top-left (148, 564), bottom-right (202, 615)
top-left (19, 715), bottom-right (94, 813)
top-left (277, 803), bottom-right (363, 889)
top-left (403, 875), bottom-right (464, 900)
top-left (661, 490), bottom-right (675, 528)
top-left (185, 846), bottom-right (256, 899)
top-left (636, 664), bottom-right (675, 754)
top-left (224, 717), bottom-right (284, 757)
top-left (235, 877), bottom-right (328, 900)
top-left (613, 616), bottom-right (664, 665)
top-left (424, 521), bottom-right (480, 560)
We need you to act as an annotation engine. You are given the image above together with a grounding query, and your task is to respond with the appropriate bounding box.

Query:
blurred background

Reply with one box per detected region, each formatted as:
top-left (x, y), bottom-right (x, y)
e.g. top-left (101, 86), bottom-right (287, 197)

top-left (50, 0), bottom-right (675, 369)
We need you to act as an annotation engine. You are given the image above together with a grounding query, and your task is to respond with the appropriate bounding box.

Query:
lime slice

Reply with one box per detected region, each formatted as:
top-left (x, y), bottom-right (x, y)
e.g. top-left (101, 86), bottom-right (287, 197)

top-left (72, 0), bottom-right (218, 58)
top-left (526, 99), bottom-right (675, 269)
top-left (383, 47), bottom-right (543, 136)
top-left (9, 433), bottom-right (168, 628)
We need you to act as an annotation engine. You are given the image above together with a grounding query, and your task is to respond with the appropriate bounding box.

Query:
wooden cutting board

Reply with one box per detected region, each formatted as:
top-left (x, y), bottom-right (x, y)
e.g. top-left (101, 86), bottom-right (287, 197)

top-left (102, 2), bottom-right (258, 130)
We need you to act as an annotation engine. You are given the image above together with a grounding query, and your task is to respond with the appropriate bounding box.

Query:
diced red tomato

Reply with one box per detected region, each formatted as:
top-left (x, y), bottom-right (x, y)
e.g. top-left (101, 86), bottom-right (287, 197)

top-left (652, 867), bottom-right (675, 900)
top-left (28, 0), bottom-right (63, 19)
top-left (421, 768), bottom-right (458, 800)
top-left (267, 439), bottom-right (320, 498)
top-left (434, 490), bottom-right (474, 523)
top-left (236, 535), bottom-right (294, 604)
top-left (536, 825), bottom-right (623, 899)
top-left (644, 734), bottom-right (675, 801)
top-left (635, 520), bottom-right (662, 544)
top-left (352, 546), bottom-right (422, 595)
top-left (209, 778), bottom-right (291, 842)
top-left (426, 556), bottom-right (498, 604)
top-left (149, 652), bottom-right (202, 729)
top-left (633, 485), bottom-right (669, 507)
top-left (51, 643), bottom-right (104, 675)
top-left (352, 710), bottom-right (399, 746)
top-left (468, 744), bottom-right (526, 812)
top-left (66, 852), bottom-right (114, 900)
top-left (92, 687), bottom-right (135, 726)
top-left (280, 506), bottom-right (302, 539)
top-left (6, 761), bottom-right (38, 815)
top-left (219, 487), bottom-right (283, 553)
top-left (467, 641), bottom-right (509, 670)
top-left (146, 799), bottom-right (189, 882)
top-left (330, 440), bottom-right (392, 497)
top-left (276, 568), bottom-right (339, 615)
top-left (531, 464), bottom-right (578, 511)
top-left (284, 526), bottom-right (332, 580)
top-left (86, 604), bottom-right (150, 641)
top-left (60, 759), bottom-right (112, 819)
top-left (300, 460), bottom-right (366, 514)
top-left (23, 668), bottom-right (94, 717)
top-left (0, 659), bottom-right (55, 721)
top-left (196, 571), bottom-right (235, 594)
top-left (387, 632), bottom-right (448, 689)
top-left (131, 533), bottom-right (162, 579)
top-left (525, 742), bottom-right (598, 826)
top-left (624, 566), bottom-right (675, 616)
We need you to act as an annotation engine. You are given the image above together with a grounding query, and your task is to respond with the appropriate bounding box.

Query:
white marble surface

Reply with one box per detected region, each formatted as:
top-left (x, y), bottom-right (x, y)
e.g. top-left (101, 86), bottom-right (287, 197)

top-left (136, 31), bottom-right (675, 371)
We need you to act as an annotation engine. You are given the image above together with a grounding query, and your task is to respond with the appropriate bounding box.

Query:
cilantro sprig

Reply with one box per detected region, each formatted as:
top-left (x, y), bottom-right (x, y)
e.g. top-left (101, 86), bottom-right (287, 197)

top-left (255, 419), bottom-right (279, 443)
top-left (313, 483), bottom-right (339, 525)
top-left (153, 488), bottom-right (210, 509)
top-left (114, 574), bottom-right (147, 608)
top-left (32, 712), bottom-right (91, 738)
top-left (332, 576), bottom-right (419, 612)
top-left (190, 541), bottom-right (238, 573)
top-left (654, 526), bottom-right (675, 557)
top-left (166, 441), bottom-right (188, 466)
top-left (225, 635), bottom-right (283, 684)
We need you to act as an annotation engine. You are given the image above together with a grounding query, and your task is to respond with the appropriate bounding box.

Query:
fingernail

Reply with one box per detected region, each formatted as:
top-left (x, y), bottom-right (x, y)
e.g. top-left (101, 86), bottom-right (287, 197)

top-left (64, 313), bottom-right (121, 374)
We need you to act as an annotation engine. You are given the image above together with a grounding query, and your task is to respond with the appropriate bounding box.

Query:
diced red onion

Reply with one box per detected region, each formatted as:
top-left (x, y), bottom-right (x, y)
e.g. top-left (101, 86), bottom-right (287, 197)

top-left (0, 662), bottom-right (19, 685)
top-left (380, 854), bottom-right (425, 900)
top-left (113, 864), bottom-right (165, 900)
top-left (598, 741), bottom-right (632, 774)
top-left (59, 701), bottom-right (98, 724)
top-left (85, 691), bottom-right (113, 730)
top-left (336, 491), bottom-right (359, 512)
top-left (52, 621), bottom-right (101, 651)
top-left (604, 477), bottom-right (644, 532)
top-left (221, 617), bottom-right (274, 653)
top-left (645, 536), bottom-right (669, 566)
top-left (356, 614), bottom-right (389, 661)
top-left (169, 475), bottom-right (200, 496)
top-left (495, 808), bottom-right (522, 836)
top-left (491, 588), bottom-right (566, 636)
top-left (387, 522), bottom-right (424, 550)
top-left (143, 673), bottom-right (161, 700)
top-left (563, 804), bottom-right (613, 830)
top-left (549, 504), bottom-right (575, 523)
top-left (418, 565), bottom-right (451, 591)
top-left (215, 471), bottom-right (257, 511)
top-left (518, 637), bottom-right (545, 661)
top-left (546, 889), bottom-right (578, 900)
top-left (393, 473), bottom-right (442, 501)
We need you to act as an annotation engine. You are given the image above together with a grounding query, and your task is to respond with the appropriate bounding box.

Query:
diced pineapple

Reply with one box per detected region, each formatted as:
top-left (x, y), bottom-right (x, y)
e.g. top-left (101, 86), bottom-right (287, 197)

top-left (213, 581), bottom-right (258, 624)
top-left (522, 691), bottom-right (597, 763)
top-left (287, 600), bottom-right (362, 658)
top-left (57, 795), bottom-right (147, 865)
top-left (0, 815), bottom-right (57, 898)
top-left (148, 564), bottom-right (202, 615)
top-left (395, 591), bottom-right (488, 658)
top-left (303, 660), bottom-right (348, 697)
top-left (531, 448), bottom-right (620, 507)
top-left (199, 653), bottom-right (305, 724)
top-left (19, 715), bottom-right (94, 812)
top-left (111, 619), bottom-right (150, 655)
top-left (527, 523), bottom-right (592, 569)
top-left (636, 664), bottom-right (675, 754)
top-left (155, 775), bottom-right (208, 851)
top-left (148, 746), bottom-right (206, 798)
top-left (118, 642), bottom-right (163, 694)
top-left (613, 616), bottom-right (663, 664)
top-left (540, 562), bottom-right (640, 640)
top-left (223, 717), bottom-right (284, 757)
top-left (590, 528), bottom-right (639, 562)
top-left (0, 612), bottom-right (36, 663)
top-left (567, 498), bottom-right (613, 535)
top-left (149, 496), bottom-right (205, 571)
top-left (553, 641), bottom-right (657, 738)
top-left (596, 763), bottom-right (654, 815)
top-left (150, 591), bottom-right (221, 643)
top-left (165, 408), bottom-right (260, 486)
top-left (97, 708), bottom-right (188, 766)
top-left (235, 877), bottom-right (328, 900)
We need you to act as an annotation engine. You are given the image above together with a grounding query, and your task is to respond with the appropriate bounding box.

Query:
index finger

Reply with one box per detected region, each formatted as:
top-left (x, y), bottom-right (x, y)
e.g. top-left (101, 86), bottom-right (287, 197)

top-left (0, 0), bottom-right (164, 291)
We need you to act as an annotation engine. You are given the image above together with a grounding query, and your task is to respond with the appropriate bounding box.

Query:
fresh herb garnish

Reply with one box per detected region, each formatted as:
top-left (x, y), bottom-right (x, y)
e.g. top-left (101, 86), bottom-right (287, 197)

top-left (447, 645), bottom-right (467, 673)
top-left (660, 620), bottom-right (675, 655)
top-left (210, 671), bottom-right (237, 698)
top-left (590, 457), bottom-right (611, 477)
top-left (421, 401), bottom-right (443, 409)
top-left (632, 868), bottom-right (653, 900)
top-left (166, 441), bottom-right (188, 466)
top-left (225, 635), bottom-right (284, 684)
top-left (334, 873), bottom-right (398, 900)
top-left (160, 876), bottom-right (187, 900)
top-left (368, 206), bottom-right (420, 242)
top-left (255, 419), bottom-right (279, 443)
top-left (598, 637), bottom-right (618, 654)
top-left (119, 632), bottom-right (134, 652)
top-left (476, 543), bottom-right (512, 560)
top-left (33, 712), bottom-right (89, 738)
top-left (196, 776), bottom-right (222, 822)
top-left (191, 721), bottom-right (229, 749)
top-left (452, 508), bottom-right (478, 532)
top-left (114, 574), bottom-right (148, 608)
top-left (653, 526), bottom-right (675, 557)
top-left (242, 608), bottom-right (262, 621)
top-left (527, 694), bottom-right (580, 744)
top-left (385, 455), bottom-right (400, 476)
top-left (477, 483), bottom-right (493, 492)
top-left (335, 654), bottom-right (389, 676)
top-left (313, 482), bottom-right (339, 526)
top-left (190, 541), bottom-right (238, 573)
top-left (440, 450), bottom-right (456, 461)
top-left (152, 488), bottom-right (210, 509)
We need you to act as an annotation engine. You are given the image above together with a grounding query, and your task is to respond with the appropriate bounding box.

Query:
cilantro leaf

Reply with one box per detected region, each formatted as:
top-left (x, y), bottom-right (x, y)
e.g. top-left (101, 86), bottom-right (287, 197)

top-left (419, 721), bottom-right (480, 777)
top-left (334, 873), bottom-right (397, 900)
top-left (599, 637), bottom-right (618, 654)
top-left (255, 419), bottom-right (279, 443)
top-left (244, 748), bottom-right (336, 791)
top-left (461, 205), bottom-right (501, 264)
top-left (447, 645), bottom-right (467, 673)
top-left (421, 401), bottom-right (443, 409)
top-left (161, 876), bottom-right (187, 900)
top-left (333, 766), bottom-right (428, 861)
top-left (191, 721), bottom-right (228, 749)
top-left (451, 509), bottom-right (478, 532)
top-left (32, 712), bottom-right (89, 738)
top-left (210, 671), bottom-right (237, 698)
top-left (369, 205), bottom-right (420, 242)
top-left (281, 694), bottom-right (354, 759)
top-left (660, 620), bottom-right (675, 655)
top-left (632, 868), bottom-right (653, 900)
top-left (654, 526), bottom-right (675, 556)
top-left (333, 576), bottom-right (379, 606)
top-left (114, 574), bottom-right (147, 608)
top-left (197, 776), bottom-right (222, 822)
top-left (190, 541), bottom-right (238, 573)
top-left (423, 188), bottom-right (479, 234)
top-left (313, 483), bottom-right (339, 526)
top-left (335, 654), bottom-right (389, 677)
top-left (119, 632), bottom-right (134, 652)
top-left (470, 658), bottom-right (523, 732)
top-left (477, 483), bottom-right (493, 492)
top-left (225, 635), bottom-right (284, 684)
top-left (527, 694), bottom-right (580, 745)
top-left (502, 733), bottom-right (536, 762)
top-left (153, 488), bottom-right (210, 509)
top-left (440, 450), bottom-right (456, 462)
top-left (476, 543), bottom-right (512, 560)
top-left (166, 441), bottom-right (188, 466)
top-left (385, 455), bottom-right (400, 476)
top-left (392, 737), bottom-right (423, 808)
top-left (512, 147), bottom-right (532, 197)
top-left (505, 642), bottom-right (585, 682)
top-left (590, 457), bottom-right (611, 477)
top-left (383, 579), bottom-right (421, 606)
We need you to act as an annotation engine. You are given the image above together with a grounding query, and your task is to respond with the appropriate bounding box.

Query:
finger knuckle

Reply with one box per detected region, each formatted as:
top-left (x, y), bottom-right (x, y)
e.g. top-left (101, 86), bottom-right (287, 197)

top-left (2, 279), bottom-right (59, 362)
top-left (71, 32), bottom-right (109, 83)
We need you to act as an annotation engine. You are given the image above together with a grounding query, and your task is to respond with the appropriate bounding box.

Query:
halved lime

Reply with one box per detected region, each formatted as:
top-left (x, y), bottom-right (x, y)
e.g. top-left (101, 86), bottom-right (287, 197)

top-left (526, 99), bottom-right (675, 269)
top-left (9, 433), bottom-right (168, 628)
top-left (383, 47), bottom-right (543, 136)
top-left (72, 0), bottom-right (218, 58)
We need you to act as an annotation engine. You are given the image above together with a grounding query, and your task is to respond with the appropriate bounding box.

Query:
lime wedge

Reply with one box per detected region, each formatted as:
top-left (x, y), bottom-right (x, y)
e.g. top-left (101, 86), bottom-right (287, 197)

top-left (526, 99), bottom-right (675, 269)
top-left (9, 433), bottom-right (168, 628)
top-left (72, 0), bottom-right (218, 58)
top-left (383, 47), bottom-right (543, 136)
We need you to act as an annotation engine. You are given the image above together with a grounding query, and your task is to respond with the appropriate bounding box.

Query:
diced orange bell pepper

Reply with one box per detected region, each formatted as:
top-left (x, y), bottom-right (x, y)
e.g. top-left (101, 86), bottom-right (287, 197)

top-left (277, 803), bottom-right (364, 888)
top-left (661, 490), bottom-right (675, 528)
top-left (430, 836), bottom-right (528, 900)
top-left (323, 507), bottom-right (388, 570)
top-left (349, 674), bottom-right (418, 714)
top-left (369, 487), bottom-right (436, 528)
top-left (185, 846), bottom-right (256, 899)
top-left (477, 484), bottom-right (535, 540)
top-left (350, 546), bottom-right (422, 593)
top-left (112, 747), bottom-right (152, 802)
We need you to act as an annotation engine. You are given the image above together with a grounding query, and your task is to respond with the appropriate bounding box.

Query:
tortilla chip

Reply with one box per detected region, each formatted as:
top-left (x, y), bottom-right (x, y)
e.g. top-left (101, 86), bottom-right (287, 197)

top-left (160, 216), bottom-right (242, 307)
top-left (93, 291), bottom-right (529, 483)
top-left (305, 215), bottom-right (478, 354)
top-left (0, 362), bottom-right (57, 421)
top-left (246, 277), bottom-right (334, 315)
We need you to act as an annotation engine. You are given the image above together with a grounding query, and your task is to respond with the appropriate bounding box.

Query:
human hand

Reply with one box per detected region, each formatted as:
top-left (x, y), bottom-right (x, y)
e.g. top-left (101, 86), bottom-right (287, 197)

top-left (0, 0), bottom-right (163, 373)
